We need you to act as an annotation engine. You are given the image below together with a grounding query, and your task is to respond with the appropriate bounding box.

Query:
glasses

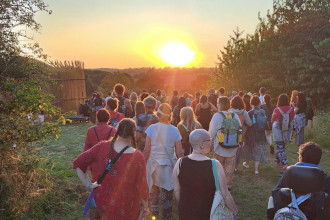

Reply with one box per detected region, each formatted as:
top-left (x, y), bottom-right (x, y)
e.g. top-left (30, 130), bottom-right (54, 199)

top-left (202, 139), bottom-right (211, 142)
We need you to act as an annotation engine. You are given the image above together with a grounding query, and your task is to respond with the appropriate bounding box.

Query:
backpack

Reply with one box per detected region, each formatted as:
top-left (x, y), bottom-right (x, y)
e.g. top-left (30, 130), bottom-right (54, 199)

top-left (117, 96), bottom-right (126, 114)
top-left (277, 107), bottom-right (292, 131)
top-left (93, 127), bottom-right (113, 142)
top-left (109, 113), bottom-right (120, 128)
top-left (273, 191), bottom-right (310, 220)
top-left (217, 112), bottom-right (242, 148)
top-left (180, 124), bottom-right (193, 156)
top-left (305, 97), bottom-right (314, 121)
top-left (253, 109), bottom-right (267, 132)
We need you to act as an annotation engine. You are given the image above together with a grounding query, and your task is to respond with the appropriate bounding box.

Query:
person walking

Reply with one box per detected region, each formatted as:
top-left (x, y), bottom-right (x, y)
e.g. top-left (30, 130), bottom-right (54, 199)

top-left (271, 94), bottom-right (295, 171)
top-left (173, 129), bottom-right (238, 220)
top-left (242, 96), bottom-right (268, 175)
top-left (209, 96), bottom-right (242, 190)
top-left (144, 103), bottom-right (184, 220)
top-left (195, 95), bottom-right (217, 130)
top-left (73, 119), bottom-right (149, 219)
top-left (177, 107), bottom-right (202, 156)
top-left (292, 92), bottom-right (307, 146)
top-left (172, 97), bottom-right (187, 126)
top-left (261, 94), bottom-right (275, 154)
top-left (229, 96), bottom-right (252, 171)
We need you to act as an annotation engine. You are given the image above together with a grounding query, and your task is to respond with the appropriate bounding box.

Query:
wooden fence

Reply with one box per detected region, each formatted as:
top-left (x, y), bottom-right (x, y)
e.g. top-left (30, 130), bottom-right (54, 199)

top-left (51, 61), bottom-right (86, 113)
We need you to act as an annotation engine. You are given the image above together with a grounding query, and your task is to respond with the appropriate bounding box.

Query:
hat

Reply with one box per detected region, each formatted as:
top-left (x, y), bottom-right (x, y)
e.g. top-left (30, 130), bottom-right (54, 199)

top-left (232, 91), bottom-right (237, 95)
top-left (247, 92), bottom-right (252, 96)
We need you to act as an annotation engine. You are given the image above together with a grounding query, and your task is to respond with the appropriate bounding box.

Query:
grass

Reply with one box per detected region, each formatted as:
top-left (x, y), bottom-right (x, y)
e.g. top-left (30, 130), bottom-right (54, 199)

top-left (30, 113), bottom-right (329, 219)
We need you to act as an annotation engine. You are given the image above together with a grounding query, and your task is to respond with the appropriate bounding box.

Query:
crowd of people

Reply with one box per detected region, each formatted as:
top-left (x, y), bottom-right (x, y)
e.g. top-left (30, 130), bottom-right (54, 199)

top-left (73, 83), bottom-right (329, 220)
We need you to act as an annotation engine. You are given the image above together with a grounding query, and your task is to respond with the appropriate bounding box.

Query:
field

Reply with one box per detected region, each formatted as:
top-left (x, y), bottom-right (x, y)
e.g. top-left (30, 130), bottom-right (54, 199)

top-left (32, 113), bottom-right (330, 219)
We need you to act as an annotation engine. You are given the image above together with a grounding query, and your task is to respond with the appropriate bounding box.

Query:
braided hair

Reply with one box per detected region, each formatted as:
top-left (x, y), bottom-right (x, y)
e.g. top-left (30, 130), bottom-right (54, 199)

top-left (108, 118), bottom-right (136, 160)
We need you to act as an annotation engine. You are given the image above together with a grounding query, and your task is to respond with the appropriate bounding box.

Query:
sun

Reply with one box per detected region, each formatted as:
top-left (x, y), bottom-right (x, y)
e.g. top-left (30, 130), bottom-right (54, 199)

top-left (160, 42), bottom-right (195, 67)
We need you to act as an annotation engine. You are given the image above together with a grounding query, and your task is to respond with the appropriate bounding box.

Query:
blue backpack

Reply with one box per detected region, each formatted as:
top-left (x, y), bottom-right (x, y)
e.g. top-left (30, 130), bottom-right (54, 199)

top-left (109, 114), bottom-right (120, 128)
top-left (253, 109), bottom-right (267, 132)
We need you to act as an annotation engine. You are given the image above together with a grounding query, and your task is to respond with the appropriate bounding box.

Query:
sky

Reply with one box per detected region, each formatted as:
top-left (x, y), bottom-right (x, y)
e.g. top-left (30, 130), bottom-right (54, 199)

top-left (33, 0), bottom-right (274, 69)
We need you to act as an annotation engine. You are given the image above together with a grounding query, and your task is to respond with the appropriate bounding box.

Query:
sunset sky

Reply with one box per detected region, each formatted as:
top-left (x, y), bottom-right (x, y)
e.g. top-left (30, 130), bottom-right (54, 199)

top-left (33, 0), bottom-right (273, 68)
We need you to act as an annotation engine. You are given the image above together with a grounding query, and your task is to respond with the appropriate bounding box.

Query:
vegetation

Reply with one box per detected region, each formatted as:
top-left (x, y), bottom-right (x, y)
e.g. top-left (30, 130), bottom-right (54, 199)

top-left (0, 0), bottom-right (64, 218)
top-left (213, 0), bottom-right (330, 107)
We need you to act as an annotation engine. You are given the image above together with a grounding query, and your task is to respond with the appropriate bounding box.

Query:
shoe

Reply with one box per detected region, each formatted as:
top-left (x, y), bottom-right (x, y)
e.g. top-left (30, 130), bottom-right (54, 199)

top-left (270, 145), bottom-right (274, 154)
top-left (243, 162), bottom-right (250, 169)
top-left (255, 170), bottom-right (259, 175)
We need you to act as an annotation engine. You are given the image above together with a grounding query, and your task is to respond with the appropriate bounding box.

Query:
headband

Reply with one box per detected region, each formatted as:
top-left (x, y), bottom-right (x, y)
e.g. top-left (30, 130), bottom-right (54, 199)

top-left (157, 108), bottom-right (171, 117)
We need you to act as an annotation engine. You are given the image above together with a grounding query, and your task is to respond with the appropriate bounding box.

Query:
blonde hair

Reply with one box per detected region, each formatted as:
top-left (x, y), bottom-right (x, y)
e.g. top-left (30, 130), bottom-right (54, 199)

top-left (290, 90), bottom-right (298, 105)
top-left (157, 103), bottom-right (172, 123)
top-left (178, 107), bottom-right (200, 131)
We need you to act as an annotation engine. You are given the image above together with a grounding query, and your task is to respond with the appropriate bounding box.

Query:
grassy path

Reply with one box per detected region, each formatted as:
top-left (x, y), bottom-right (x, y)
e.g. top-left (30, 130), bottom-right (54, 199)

top-left (33, 114), bottom-right (329, 219)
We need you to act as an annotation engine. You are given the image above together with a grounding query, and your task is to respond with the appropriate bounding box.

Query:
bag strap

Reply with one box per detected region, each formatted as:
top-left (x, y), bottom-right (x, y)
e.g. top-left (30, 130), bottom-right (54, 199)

top-left (155, 126), bottom-right (175, 167)
top-left (211, 159), bottom-right (220, 192)
top-left (180, 123), bottom-right (189, 132)
top-left (93, 127), bottom-right (100, 142)
top-left (288, 191), bottom-right (311, 209)
top-left (106, 128), bottom-right (113, 140)
top-left (97, 145), bottom-right (129, 184)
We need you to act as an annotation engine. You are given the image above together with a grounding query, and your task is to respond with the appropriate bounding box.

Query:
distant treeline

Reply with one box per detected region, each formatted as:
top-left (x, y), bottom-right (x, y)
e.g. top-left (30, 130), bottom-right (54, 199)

top-left (85, 67), bottom-right (213, 97)
top-left (212, 0), bottom-right (329, 108)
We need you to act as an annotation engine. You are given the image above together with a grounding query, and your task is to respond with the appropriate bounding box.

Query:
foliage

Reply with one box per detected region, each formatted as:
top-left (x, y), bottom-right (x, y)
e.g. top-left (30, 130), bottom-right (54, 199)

top-left (213, 0), bottom-right (330, 107)
top-left (100, 71), bottom-right (134, 94)
top-left (190, 74), bottom-right (210, 92)
top-left (0, 0), bottom-right (64, 218)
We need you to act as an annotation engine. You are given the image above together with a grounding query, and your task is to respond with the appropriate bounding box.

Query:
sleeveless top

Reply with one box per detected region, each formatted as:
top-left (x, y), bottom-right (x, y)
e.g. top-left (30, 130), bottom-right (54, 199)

top-left (178, 157), bottom-right (215, 220)
top-left (198, 103), bottom-right (212, 130)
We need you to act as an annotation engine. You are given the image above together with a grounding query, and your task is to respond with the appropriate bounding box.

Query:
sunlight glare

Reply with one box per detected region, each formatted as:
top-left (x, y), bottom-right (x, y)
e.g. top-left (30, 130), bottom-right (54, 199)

top-left (160, 42), bottom-right (195, 67)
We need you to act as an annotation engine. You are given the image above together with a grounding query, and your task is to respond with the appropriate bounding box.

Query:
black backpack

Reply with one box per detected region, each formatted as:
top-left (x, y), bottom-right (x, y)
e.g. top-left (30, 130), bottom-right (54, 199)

top-left (180, 124), bottom-right (193, 156)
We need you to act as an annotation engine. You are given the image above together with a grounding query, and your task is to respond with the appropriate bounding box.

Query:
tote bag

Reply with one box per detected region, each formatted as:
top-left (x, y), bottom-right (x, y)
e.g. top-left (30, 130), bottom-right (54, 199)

top-left (210, 159), bottom-right (235, 220)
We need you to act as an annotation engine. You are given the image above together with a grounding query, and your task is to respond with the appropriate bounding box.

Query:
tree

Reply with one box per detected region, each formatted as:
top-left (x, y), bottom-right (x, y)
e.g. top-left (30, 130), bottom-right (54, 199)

top-left (213, 0), bottom-right (330, 107)
top-left (0, 1), bottom-right (64, 218)
top-left (100, 71), bottom-right (134, 94)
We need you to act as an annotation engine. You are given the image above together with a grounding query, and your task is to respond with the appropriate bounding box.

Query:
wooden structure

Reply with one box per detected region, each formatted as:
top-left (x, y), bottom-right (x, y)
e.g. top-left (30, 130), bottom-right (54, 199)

top-left (51, 61), bottom-right (87, 113)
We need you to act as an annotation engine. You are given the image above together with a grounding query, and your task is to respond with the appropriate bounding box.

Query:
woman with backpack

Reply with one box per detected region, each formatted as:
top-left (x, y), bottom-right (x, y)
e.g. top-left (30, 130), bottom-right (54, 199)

top-left (83, 108), bottom-right (117, 152)
top-left (172, 97), bottom-right (187, 126)
top-left (209, 96), bottom-right (242, 190)
top-left (261, 94), bottom-right (275, 154)
top-left (106, 98), bottom-right (125, 128)
top-left (271, 94), bottom-right (295, 171)
top-left (177, 107), bottom-right (202, 156)
top-left (292, 92), bottom-right (307, 146)
top-left (195, 95), bottom-right (217, 130)
top-left (73, 119), bottom-right (149, 219)
top-left (133, 101), bottom-right (145, 123)
top-left (229, 96), bottom-right (252, 172)
top-left (241, 96), bottom-right (268, 175)
top-left (144, 103), bottom-right (184, 220)
top-left (172, 129), bottom-right (239, 219)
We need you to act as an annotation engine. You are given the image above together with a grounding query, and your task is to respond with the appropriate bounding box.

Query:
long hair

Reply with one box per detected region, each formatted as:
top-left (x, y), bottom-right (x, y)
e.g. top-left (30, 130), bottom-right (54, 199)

top-left (290, 90), bottom-right (298, 105)
top-left (108, 118), bottom-right (136, 159)
top-left (297, 92), bottom-right (307, 112)
top-left (178, 107), bottom-right (199, 131)
top-left (134, 101), bottom-right (145, 118)
top-left (277, 94), bottom-right (289, 107)
top-left (243, 94), bottom-right (251, 111)
top-left (264, 94), bottom-right (272, 110)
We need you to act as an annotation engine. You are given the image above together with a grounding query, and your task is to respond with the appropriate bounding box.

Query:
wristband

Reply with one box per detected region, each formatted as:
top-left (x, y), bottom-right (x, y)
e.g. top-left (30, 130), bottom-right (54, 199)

top-left (86, 182), bottom-right (92, 189)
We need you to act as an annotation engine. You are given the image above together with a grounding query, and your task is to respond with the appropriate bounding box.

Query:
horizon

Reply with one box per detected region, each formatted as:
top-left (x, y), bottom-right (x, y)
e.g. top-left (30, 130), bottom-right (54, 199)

top-left (33, 0), bottom-right (274, 69)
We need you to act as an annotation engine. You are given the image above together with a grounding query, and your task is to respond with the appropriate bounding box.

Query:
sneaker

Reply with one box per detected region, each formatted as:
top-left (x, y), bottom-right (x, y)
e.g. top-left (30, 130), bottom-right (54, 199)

top-left (255, 170), bottom-right (259, 175)
top-left (243, 162), bottom-right (249, 169)
top-left (270, 145), bottom-right (274, 154)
